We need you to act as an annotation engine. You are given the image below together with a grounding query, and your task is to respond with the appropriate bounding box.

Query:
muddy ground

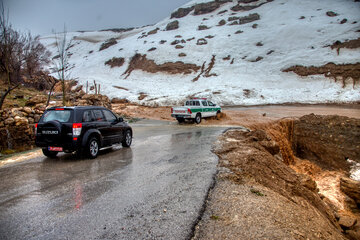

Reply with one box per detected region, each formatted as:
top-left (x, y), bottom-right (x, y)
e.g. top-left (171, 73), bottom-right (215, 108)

top-left (114, 103), bottom-right (360, 239)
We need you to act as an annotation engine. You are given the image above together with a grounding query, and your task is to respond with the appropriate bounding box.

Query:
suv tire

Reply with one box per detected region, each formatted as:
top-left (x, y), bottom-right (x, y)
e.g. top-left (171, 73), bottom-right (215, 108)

top-left (42, 149), bottom-right (58, 158)
top-left (122, 130), bottom-right (132, 147)
top-left (194, 113), bottom-right (201, 124)
top-left (87, 137), bottom-right (99, 159)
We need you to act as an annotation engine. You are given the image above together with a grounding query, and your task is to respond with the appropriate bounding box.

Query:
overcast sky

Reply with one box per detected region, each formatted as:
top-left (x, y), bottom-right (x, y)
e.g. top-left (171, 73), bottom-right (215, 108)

top-left (3, 0), bottom-right (190, 36)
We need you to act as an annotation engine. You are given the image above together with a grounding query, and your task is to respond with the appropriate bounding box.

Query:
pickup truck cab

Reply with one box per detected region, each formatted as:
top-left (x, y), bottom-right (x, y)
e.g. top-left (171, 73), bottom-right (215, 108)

top-left (171, 98), bottom-right (221, 124)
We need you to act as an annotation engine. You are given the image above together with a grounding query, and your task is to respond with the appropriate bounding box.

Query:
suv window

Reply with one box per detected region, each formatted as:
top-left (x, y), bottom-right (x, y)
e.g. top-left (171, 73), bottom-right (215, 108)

top-left (208, 101), bottom-right (215, 106)
top-left (82, 110), bottom-right (94, 122)
top-left (103, 110), bottom-right (117, 122)
top-left (92, 110), bottom-right (105, 121)
top-left (202, 101), bottom-right (208, 106)
top-left (195, 101), bottom-right (200, 106)
top-left (42, 110), bottom-right (72, 123)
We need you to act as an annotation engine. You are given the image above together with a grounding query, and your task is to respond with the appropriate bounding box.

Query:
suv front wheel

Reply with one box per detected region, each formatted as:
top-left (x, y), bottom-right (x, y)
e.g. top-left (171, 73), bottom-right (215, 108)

top-left (122, 130), bottom-right (132, 147)
top-left (87, 137), bottom-right (99, 159)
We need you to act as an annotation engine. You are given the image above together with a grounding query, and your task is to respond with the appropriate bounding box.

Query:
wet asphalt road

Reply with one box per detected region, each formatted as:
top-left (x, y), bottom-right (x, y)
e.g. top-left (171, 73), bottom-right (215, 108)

top-left (0, 120), bottom-right (226, 240)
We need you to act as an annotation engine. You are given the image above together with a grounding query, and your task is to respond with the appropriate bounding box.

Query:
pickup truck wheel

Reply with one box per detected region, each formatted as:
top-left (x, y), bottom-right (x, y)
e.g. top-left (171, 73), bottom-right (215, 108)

top-left (195, 113), bottom-right (201, 124)
top-left (86, 137), bottom-right (99, 159)
top-left (177, 117), bottom-right (185, 123)
top-left (42, 149), bottom-right (58, 158)
top-left (122, 130), bottom-right (132, 147)
top-left (216, 111), bottom-right (221, 120)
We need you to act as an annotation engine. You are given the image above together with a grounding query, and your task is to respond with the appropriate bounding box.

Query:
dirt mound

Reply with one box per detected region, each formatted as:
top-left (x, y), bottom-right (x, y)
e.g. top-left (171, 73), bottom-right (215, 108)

top-left (293, 114), bottom-right (360, 171)
top-left (122, 54), bottom-right (201, 79)
top-left (99, 38), bottom-right (117, 51)
top-left (283, 62), bottom-right (360, 87)
top-left (196, 114), bottom-right (360, 239)
top-left (200, 127), bottom-right (344, 239)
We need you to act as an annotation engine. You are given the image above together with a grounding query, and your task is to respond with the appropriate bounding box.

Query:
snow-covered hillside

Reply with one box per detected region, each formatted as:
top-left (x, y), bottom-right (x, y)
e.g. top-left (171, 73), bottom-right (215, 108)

top-left (41, 0), bottom-right (360, 106)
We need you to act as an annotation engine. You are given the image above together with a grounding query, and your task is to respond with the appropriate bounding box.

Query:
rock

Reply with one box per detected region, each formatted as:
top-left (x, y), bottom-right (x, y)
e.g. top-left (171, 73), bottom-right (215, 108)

top-left (99, 38), bottom-right (117, 51)
top-left (175, 45), bottom-right (184, 49)
top-left (166, 21), bottom-right (179, 31)
top-left (338, 214), bottom-right (357, 229)
top-left (171, 6), bottom-right (194, 19)
top-left (300, 174), bottom-right (317, 191)
top-left (147, 28), bottom-right (159, 35)
top-left (178, 53), bottom-right (187, 57)
top-left (259, 140), bottom-right (280, 155)
top-left (346, 229), bottom-right (360, 240)
top-left (340, 18), bottom-right (347, 24)
top-left (23, 107), bottom-right (32, 114)
top-left (218, 19), bottom-right (226, 26)
top-left (228, 16), bottom-right (239, 21)
top-left (239, 13), bottom-right (260, 25)
top-left (198, 25), bottom-right (210, 30)
top-left (111, 98), bottom-right (129, 104)
top-left (81, 94), bottom-right (112, 109)
top-left (231, 4), bottom-right (259, 11)
top-left (194, 2), bottom-right (221, 15)
top-left (171, 40), bottom-right (180, 45)
top-left (28, 117), bottom-right (34, 124)
top-left (159, 40), bottom-right (167, 44)
top-left (4, 118), bottom-right (15, 125)
top-left (26, 95), bottom-right (47, 106)
top-left (15, 117), bottom-right (29, 126)
top-left (326, 11), bottom-right (338, 17)
top-left (197, 38), bottom-right (208, 45)
top-left (148, 47), bottom-right (157, 52)
top-left (340, 177), bottom-right (360, 205)
top-left (235, 30), bottom-right (243, 34)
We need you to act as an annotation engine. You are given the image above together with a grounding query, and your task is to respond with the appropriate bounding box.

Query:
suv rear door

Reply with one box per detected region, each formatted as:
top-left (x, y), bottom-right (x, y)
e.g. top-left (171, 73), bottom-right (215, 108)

top-left (36, 108), bottom-right (74, 149)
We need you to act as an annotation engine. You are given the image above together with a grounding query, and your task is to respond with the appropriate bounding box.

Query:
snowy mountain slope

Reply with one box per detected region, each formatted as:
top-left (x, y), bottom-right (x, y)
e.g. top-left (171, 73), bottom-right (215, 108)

top-left (40, 0), bottom-right (360, 106)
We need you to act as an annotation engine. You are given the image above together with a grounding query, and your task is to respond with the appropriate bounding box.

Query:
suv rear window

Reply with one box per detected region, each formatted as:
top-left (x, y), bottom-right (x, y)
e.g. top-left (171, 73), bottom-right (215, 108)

top-left (42, 110), bottom-right (72, 123)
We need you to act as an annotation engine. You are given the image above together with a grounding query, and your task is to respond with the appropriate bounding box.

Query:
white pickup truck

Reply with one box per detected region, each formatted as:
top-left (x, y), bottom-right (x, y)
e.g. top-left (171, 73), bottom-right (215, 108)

top-left (171, 98), bottom-right (222, 124)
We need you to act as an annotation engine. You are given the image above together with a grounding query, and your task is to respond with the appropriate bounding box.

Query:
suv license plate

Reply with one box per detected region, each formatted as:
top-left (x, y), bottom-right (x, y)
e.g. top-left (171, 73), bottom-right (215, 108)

top-left (48, 147), bottom-right (63, 152)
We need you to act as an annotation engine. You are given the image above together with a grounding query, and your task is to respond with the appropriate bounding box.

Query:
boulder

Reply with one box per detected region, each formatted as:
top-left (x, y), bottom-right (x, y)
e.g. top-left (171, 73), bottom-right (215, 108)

top-left (171, 7), bottom-right (194, 19)
top-left (338, 214), bottom-right (357, 229)
top-left (4, 118), bottom-right (15, 125)
top-left (166, 21), bottom-right (179, 31)
top-left (26, 95), bottom-right (47, 106)
top-left (239, 13), bottom-right (260, 25)
top-left (194, 2), bottom-right (221, 15)
top-left (218, 19), bottom-right (226, 26)
top-left (340, 177), bottom-right (360, 205)
top-left (23, 107), bottom-right (32, 114)
top-left (197, 38), bottom-right (208, 45)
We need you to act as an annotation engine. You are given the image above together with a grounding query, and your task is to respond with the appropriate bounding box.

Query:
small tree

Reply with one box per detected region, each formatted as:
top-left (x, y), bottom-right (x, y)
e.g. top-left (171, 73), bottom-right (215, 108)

top-left (51, 26), bottom-right (72, 106)
top-left (0, 2), bottom-right (50, 109)
top-left (0, 3), bottom-right (24, 109)
top-left (23, 34), bottom-right (51, 78)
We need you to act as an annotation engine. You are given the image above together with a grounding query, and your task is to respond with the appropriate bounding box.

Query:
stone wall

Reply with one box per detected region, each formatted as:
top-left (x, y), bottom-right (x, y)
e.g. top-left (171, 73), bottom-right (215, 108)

top-left (0, 107), bottom-right (44, 151)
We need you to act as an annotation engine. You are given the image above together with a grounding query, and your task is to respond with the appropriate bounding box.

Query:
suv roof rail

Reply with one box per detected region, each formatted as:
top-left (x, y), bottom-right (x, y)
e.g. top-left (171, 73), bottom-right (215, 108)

top-left (192, 97), bottom-right (207, 100)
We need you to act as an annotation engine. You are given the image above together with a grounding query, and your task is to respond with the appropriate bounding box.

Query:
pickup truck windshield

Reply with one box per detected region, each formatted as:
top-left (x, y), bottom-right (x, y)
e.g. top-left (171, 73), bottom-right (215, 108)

top-left (42, 110), bottom-right (72, 123)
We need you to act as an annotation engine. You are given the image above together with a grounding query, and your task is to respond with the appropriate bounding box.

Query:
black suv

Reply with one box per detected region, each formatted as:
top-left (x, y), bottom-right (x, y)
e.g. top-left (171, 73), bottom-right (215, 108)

top-left (35, 106), bottom-right (132, 159)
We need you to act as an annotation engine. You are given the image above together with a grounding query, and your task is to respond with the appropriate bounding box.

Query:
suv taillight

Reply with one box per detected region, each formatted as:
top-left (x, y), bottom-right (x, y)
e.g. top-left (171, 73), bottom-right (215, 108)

top-left (171, 108), bottom-right (173, 113)
top-left (72, 123), bottom-right (82, 136)
top-left (188, 108), bottom-right (192, 114)
top-left (35, 123), bottom-right (38, 135)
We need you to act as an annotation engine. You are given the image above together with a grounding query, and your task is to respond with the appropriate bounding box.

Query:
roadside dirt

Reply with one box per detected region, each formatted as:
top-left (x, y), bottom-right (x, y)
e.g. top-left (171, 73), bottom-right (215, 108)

top-left (193, 114), bottom-right (360, 240)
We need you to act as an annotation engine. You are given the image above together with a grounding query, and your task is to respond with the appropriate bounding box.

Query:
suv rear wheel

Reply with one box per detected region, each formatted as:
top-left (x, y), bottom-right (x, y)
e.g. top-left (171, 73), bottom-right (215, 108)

top-left (87, 137), bottom-right (99, 159)
top-left (42, 149), bottom-right (58, 158)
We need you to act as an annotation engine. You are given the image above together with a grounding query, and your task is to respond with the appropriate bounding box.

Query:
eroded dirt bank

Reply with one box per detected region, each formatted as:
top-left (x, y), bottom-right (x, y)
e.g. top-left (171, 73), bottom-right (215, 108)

top-left (193, 114), bottom-right (360, 240)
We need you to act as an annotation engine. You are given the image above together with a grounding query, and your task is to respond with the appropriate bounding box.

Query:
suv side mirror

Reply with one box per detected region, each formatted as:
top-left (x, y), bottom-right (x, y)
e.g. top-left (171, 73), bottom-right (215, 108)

top-left (118, 117), bottom-right (124, 122)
